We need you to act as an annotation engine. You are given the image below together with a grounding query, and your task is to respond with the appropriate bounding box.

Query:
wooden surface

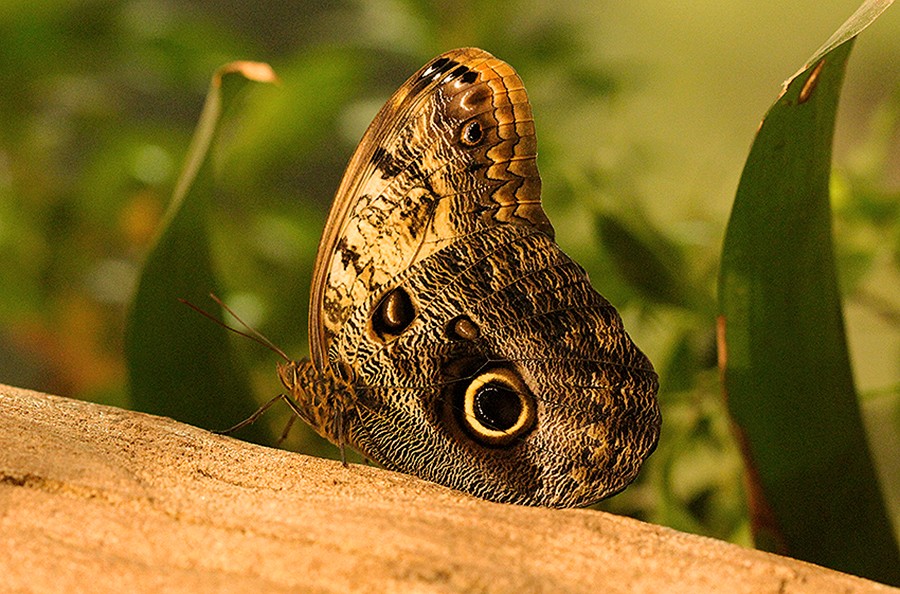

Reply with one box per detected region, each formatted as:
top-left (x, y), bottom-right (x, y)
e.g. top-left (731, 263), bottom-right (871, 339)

top-left (1, 383), bottom-right (896, 593)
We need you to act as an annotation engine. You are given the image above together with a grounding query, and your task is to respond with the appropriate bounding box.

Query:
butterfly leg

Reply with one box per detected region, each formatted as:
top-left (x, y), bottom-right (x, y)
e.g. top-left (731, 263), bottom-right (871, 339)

top-left (276, 414), bottom-right (297, 447)
top-left (215, 393), bottom-right (291, 436)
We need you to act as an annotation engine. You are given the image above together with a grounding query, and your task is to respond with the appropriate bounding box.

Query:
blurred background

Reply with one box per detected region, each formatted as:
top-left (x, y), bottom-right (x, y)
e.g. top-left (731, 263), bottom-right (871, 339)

top-left (0, 0), bottom-right (897, 545)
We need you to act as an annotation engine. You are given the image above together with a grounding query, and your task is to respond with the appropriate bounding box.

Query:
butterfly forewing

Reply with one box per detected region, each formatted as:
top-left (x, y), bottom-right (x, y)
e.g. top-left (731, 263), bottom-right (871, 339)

top-left (308, 48), bottom-right (552, 368)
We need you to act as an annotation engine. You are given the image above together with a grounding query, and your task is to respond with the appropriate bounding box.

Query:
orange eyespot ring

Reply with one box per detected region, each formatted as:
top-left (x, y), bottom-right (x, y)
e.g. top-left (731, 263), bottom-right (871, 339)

top-left (459, 368), bottom-right (536, 447)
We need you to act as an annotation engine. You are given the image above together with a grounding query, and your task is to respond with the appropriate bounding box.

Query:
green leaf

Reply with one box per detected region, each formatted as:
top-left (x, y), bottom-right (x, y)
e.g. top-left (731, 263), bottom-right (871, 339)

top-left (595, 213), bottom-right (696, 309)
top-left (125, 62), bottom-right (278, 444)
top-left (718, 0), bottom-right (900, 585)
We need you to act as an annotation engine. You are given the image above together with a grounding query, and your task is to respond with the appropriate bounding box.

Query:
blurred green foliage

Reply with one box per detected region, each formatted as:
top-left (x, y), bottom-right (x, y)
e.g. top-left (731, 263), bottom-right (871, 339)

top-left (0, 0), bottom-right (897, 555)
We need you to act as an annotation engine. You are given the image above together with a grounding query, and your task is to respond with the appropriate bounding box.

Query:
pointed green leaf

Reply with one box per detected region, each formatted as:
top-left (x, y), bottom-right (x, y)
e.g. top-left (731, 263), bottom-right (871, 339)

top-left (718, 1), bottom-right (899, 585)
top-left (125, 62), bottom-right (278, 444)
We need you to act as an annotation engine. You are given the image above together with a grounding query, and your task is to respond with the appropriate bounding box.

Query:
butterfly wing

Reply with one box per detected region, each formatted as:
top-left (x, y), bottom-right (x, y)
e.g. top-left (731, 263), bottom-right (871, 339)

top-left (302, 48), bottom-right (660, 507)
top-left (308, 48), bottom-right (552, 369)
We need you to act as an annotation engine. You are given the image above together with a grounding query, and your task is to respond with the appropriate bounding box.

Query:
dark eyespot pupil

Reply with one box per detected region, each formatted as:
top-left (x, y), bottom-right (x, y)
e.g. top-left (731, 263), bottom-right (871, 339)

top-left (373, 287), bottom-right (414, 338)
top-left (473, 384), bottom-right (522, 431)
top-left (382, 290), bottom-right (412, 329)
top-left (461, 121), bottom-right (483, 146)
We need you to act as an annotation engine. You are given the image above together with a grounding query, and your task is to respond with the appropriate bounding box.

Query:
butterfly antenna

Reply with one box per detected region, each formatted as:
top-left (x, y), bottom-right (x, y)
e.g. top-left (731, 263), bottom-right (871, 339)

top-left (178, 294), bottom-right (291, 362)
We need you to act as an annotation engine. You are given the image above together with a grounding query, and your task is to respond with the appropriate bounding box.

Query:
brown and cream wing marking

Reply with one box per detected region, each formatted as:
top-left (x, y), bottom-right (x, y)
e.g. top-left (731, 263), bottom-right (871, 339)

top-left (308, 48), bottom-right (553, 370)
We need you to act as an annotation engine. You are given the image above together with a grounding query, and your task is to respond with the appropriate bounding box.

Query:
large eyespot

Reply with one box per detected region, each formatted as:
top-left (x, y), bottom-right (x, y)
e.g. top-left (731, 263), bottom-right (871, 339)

top-left (457, 367), bottom-right (536, 447)
top-left (459, 120), bottom-right (484, 147)
top-left (371, 287), bottom-right (415, 340)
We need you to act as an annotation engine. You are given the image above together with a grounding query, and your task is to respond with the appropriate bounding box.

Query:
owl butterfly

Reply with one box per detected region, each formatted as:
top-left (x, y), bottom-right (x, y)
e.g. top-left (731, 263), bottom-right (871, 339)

top-left (280, 48), bottom-right (660, 508)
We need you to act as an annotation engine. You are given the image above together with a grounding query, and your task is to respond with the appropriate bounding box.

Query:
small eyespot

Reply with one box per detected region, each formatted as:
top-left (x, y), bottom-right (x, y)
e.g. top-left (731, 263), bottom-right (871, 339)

top-left (371, 287), bottom-right (415, 340)
top-left (457, 368), bottom-right (536, 447)
top-left (445, 315), bottom-right (479, 341)
top-left (460, 120), bottom-right (484, 147)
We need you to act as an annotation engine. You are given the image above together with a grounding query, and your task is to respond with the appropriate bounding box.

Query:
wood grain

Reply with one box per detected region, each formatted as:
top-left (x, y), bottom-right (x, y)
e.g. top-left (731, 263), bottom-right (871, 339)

top-left (0, 383), bottom-right (894, 593)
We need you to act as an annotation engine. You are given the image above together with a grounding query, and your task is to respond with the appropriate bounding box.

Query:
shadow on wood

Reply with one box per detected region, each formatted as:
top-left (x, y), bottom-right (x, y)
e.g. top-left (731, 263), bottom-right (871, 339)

top-left (0, 384), bottom-right (895, 593)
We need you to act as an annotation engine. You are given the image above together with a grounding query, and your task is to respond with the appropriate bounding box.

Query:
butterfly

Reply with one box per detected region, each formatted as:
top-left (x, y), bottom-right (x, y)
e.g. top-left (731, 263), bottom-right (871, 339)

top-left (278, 48), bottom-right (660, 508)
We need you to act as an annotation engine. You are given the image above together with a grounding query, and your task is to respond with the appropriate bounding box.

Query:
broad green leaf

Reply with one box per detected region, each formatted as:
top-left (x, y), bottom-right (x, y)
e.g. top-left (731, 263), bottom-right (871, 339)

top-left (125, 62), bottom-right (278, 444)
top-left (718, 0), bottom-right (899, 585)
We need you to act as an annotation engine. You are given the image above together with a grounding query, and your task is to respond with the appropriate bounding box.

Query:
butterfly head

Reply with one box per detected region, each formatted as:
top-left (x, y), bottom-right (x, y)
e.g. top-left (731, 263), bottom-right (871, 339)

top-left (277, 358), bottom-right (357, 446)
